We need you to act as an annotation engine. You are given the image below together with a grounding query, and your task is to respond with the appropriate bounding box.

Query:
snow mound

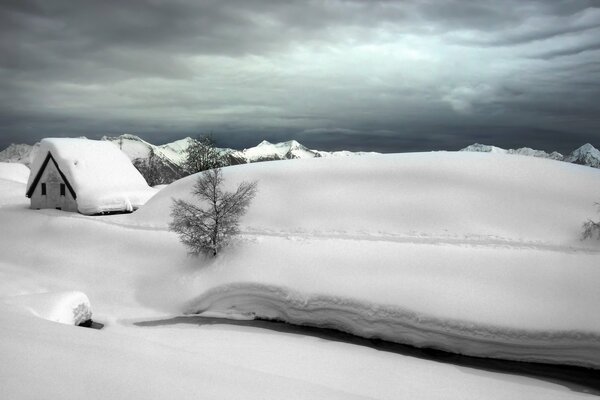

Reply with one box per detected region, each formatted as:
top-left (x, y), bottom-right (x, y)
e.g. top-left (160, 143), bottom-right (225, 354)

top-left (133, 152), bottom-right (600, 245)
top-left (3, 291), bottom-right (92, 325)
top-left (0, 162), bottom-right (30, 184)
top-left (27, 138), bottom-right (157, 214)
top-left (187, 282), bottom-right (600, 369)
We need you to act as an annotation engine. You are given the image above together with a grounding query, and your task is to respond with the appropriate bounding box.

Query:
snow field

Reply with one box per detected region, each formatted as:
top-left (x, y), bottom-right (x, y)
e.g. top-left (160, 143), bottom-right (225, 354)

top-left (1, 152), bottom-right (600, 398)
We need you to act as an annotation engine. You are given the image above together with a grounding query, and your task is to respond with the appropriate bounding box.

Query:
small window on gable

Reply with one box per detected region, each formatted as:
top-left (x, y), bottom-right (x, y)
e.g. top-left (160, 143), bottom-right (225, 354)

top-left (60, 183), bottom-right (65, 196)
top-left (41, 183), bottom-right (47, 195)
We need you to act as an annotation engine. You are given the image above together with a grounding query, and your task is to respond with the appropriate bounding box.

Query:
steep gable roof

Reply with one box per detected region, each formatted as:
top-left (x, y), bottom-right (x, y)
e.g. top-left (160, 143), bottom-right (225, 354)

top-left (26, 152), bottom-right (76, 199)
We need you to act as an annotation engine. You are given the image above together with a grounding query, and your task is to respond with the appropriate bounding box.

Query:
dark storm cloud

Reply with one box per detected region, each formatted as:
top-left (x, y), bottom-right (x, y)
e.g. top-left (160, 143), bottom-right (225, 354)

top-left (1, 0), bottom-right (599, 152)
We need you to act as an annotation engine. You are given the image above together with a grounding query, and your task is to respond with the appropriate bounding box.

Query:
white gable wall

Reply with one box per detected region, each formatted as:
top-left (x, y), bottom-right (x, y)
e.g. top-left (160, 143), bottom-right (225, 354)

top-left (30, 159), bottom-right (77, 212)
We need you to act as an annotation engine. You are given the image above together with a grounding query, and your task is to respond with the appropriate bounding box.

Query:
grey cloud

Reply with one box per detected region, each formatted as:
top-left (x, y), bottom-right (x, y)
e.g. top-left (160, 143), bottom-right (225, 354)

top-left (1, 0), bottom-right (600, 153)
top-left (534, 40), bottom-right (600, 59)
top-left (446, 2), bottom-right (600, 46)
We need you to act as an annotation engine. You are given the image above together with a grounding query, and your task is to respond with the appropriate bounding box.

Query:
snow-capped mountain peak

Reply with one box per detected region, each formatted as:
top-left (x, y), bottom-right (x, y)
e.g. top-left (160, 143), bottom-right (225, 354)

top-left (243, 139), bottom-right (317, 161)
top-left (285, 139), bottom-right (302, 148)
top-left (256, 140), bottom-right (273, 147)
top-left (460, 143), bottom-right (508, 154)
top-left (564, 143), bottom-right (600, 168)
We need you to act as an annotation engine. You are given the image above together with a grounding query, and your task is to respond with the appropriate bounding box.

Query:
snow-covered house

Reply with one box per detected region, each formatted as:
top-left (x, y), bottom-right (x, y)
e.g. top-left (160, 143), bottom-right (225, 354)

top-left (26, 138), bottom-right (156, 215)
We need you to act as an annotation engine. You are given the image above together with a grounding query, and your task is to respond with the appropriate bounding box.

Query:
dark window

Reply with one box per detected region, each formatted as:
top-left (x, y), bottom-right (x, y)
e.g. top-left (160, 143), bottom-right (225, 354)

top-left (60, 183), bottom-right (65, 196)
top-left (56, 207), bottom-right (61, 210)
top-left (41, 183), bottom-right (46, 195)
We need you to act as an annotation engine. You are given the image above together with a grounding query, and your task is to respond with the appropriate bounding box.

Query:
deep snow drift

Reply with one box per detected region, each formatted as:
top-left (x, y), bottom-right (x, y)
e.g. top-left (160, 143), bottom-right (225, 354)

top-left (130, 152), bottom-right (600, 368)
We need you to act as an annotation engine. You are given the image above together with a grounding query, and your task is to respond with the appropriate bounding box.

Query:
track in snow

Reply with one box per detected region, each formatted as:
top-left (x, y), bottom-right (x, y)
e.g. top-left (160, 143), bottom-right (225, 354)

top-left (40, 209), bottom-right (600, 255)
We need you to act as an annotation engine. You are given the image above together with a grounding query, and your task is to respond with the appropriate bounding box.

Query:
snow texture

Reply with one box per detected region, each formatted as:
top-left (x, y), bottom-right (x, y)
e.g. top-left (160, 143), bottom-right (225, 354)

top-left (26, 138), bottom-right (156, 214)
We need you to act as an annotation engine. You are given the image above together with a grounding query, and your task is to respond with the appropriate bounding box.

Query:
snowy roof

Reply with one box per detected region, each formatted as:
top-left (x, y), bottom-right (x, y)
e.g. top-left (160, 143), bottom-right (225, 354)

top-left (26, 138), bottom-right (156, 214)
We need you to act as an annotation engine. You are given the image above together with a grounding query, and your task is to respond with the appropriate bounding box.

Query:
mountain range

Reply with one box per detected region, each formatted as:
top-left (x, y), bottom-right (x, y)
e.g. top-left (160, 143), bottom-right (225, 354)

top-left (459, 142), bottom-right (600, 168)
top-left (1, 135), bottom-right (599, 185)
top-left (0, 135), bottom-right (380, 185)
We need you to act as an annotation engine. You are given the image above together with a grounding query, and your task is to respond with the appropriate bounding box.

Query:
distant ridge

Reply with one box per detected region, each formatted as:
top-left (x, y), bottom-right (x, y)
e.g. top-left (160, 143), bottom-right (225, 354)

top-left (459, 143), bottom-right (564, 160)
top-left (0, 135), bottom-right (380, 185)
top-left (459, 142), bottom-right (600, 168)
top-left (2, 136), bottom-right (599, 186)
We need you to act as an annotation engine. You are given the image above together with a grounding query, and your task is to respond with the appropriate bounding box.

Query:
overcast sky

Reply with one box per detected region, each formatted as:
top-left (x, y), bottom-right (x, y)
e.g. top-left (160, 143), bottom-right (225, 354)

top-left (1, 0), bottom-right (600, 153)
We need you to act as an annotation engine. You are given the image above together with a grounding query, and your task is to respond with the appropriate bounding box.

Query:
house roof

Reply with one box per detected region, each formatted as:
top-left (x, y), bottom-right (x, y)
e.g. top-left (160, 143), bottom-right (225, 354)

top-left (26, 138), bottom-right (157, 214)
top-left (26, 152), bottom-right (76, 199)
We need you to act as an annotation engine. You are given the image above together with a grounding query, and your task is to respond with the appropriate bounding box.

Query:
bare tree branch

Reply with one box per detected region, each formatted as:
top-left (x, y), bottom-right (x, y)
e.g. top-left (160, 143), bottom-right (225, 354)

top-left (169, 168), bottom-right (257, 257)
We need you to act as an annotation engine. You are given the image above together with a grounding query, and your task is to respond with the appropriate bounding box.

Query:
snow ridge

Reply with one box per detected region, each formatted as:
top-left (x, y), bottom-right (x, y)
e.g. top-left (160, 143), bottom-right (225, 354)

top-left (187, 282), bottom-right (600, 369)
top-left (460, 143), bottom-right (564, 160)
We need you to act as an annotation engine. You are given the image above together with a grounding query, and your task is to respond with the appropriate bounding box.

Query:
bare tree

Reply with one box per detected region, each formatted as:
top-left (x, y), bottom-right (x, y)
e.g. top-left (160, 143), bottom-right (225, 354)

top-left (169, 168), bottom-right (257, 256)
top-left (183, 135), bottom-right (226, 175)
top-left (582, 203), bottom-right (600, 240)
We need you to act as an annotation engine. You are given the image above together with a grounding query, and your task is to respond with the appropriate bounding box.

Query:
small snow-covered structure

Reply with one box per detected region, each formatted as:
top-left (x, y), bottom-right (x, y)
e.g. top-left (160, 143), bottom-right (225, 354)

top-left (26, 138), bottom-right (156, 215)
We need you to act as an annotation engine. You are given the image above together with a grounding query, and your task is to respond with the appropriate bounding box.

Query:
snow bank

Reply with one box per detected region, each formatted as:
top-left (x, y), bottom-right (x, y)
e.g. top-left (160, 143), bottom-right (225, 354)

top-left (3, 291), bottom-right (92, 325)
top-left (187, 282), bottom-right (600, 369)
top-left (0, 162), bottom-right (30, 184)
top-left (27, 138), bottom-right (156, 214)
